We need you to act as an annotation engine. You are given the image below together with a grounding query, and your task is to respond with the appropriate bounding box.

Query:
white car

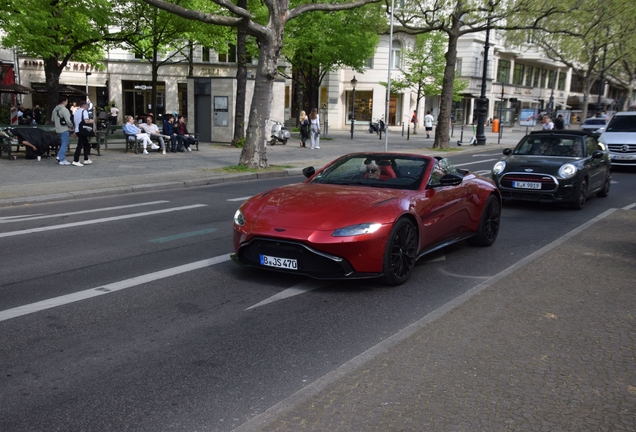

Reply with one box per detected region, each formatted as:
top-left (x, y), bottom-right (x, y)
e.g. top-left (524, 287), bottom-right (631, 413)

top-left (598, 112), bottom-right (636, 166)
top-left (580, 117), bottom-right (609, 133)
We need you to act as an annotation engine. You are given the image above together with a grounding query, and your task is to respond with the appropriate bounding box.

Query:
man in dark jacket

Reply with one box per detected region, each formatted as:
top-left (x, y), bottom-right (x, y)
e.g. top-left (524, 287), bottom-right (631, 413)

top-left (175, 115), bottom-right (195, 152)
top-left (162, 114), bottom-right (179, 153)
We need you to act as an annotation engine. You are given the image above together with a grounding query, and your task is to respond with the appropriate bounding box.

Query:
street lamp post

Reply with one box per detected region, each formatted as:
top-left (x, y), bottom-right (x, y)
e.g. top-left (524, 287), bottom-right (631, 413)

top-left (85, 71), bottom-right (91, 103)
top-left (547, 68), bottom-right (557, 119)
top-left (350, 75), bottom-right (357, 139)
top-left (475, 22), bottom-right (491, 146)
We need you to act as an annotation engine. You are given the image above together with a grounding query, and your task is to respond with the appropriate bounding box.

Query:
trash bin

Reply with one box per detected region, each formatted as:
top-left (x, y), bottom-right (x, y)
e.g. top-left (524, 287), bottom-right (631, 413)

top-left (492, 118), bottom-right (500, 133)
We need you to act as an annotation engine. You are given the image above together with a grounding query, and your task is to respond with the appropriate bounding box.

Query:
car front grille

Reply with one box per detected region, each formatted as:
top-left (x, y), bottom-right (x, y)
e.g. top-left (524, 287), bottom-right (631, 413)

top-left (237, 237), bottom-right (355, 278)
top-left (608, 143), bottom-right (636, 154)
top-left (500, 173), bottom-right (558, 191)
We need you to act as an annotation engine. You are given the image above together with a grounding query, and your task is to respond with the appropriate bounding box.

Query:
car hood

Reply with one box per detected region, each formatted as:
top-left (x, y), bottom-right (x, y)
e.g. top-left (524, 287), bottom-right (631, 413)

top-left (241, 183), bottom-right (409, 230)
top-left (599, 132), bottom-right (636, 145)
top-left (502, 155), bottom-right (578, 173)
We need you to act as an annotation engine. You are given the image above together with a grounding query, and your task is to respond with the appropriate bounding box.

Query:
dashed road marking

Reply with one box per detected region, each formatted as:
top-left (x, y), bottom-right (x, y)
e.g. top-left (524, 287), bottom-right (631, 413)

top-left (227, 196), bottom-right (253, 202)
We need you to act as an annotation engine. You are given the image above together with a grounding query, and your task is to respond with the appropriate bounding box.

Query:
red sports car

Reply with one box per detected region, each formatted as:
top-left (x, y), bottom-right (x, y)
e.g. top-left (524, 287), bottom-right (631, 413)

top-left (232, 153), bottom-right (501, 285)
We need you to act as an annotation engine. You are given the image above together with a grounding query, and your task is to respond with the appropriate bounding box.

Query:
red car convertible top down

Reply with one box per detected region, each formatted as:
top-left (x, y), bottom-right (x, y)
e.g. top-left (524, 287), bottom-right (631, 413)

top-left (232, 153), bottom-right (502, 285)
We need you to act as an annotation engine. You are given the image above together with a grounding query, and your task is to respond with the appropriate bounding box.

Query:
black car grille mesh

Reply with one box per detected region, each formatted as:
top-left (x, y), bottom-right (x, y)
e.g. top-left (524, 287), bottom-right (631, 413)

top-left (238, 238), bottom-right (355, 278)
top-left (500, 173), bottom-right (557, 191)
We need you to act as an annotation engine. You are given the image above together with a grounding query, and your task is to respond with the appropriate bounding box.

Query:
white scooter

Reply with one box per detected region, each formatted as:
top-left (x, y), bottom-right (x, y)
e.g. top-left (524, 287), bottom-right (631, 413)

top-left (269, 120), bottom-right (291, 145)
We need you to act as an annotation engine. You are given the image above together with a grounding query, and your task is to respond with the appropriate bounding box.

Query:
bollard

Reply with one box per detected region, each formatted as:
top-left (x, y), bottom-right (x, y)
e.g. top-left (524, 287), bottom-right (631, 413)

top-left (402, 122), bottom-right (404, 137)
top-left (407, 124), bottom-right (410, 140)
top-left (456, 125), bottom-right (464, 146)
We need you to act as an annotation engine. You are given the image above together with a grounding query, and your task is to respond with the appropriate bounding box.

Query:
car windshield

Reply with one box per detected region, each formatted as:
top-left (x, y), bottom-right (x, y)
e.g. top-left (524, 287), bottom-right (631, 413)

top-left (605, 116), bottom-right (636, 132)
top-left (513, 136), bottom-right (584, 157)
top-left (309, 154), bottom-right (429, 190)
top-left (583, 119), bottom-right (606, 125)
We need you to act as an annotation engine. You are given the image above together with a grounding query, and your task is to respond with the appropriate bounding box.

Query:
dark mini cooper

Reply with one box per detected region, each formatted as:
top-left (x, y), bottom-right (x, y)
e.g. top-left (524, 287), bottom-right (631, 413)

top-left (491, 130), bottom-right (611, 209)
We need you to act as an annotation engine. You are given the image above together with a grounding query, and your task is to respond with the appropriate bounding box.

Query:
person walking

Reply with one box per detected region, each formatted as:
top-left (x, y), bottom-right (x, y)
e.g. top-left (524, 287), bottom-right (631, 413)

top-left (72, 101), bottom-right (93, 166)
top-left (299, 110), bottom-right (309, 148)
top-left (109, 103), bottom-right (119, 133)
top-left (309, 108), bottom-right (320, 149)
top-left (52, 96), bottom-right (73, 165)
top-left (424, 111), bottom-right (434, 139)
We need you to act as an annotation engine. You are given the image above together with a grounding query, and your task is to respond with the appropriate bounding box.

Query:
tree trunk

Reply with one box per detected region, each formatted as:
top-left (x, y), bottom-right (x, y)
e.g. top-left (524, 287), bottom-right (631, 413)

top-left (239, 36), bottom-right (280, 168)
top-left (433, 29), bottom-right (459, 149)
top-left (232, 4), bottom-right (248, 147)
top-left (44, 57), bottom-right (62, 125)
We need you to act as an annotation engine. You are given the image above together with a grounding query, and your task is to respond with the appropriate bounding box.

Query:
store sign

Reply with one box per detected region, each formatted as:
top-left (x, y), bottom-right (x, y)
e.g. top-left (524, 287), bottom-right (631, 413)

top-left (134, 85), bottom-right (152, 90)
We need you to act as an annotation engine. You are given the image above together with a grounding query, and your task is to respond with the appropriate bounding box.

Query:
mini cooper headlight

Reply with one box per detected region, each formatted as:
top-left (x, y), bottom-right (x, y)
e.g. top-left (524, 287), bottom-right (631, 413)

top-left (558, 163), bottom-right (577, 179)
top-left (492, 161), bottom-right (506, 175)
top-left (234, 209), bottom-right (246, 226)
top-left (332, 223), bottom-right (382, 237)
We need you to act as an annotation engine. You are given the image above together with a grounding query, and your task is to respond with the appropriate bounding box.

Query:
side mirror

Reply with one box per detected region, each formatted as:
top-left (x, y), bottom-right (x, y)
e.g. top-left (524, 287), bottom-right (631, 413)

top-left (592, 150), bottom-right (603, 159)
top-left (302, 166), bottom-right (315, 178)
top-left (503, 148), bottom-right (512, 156)
top-left (439, 174), bottom-right (463, 186)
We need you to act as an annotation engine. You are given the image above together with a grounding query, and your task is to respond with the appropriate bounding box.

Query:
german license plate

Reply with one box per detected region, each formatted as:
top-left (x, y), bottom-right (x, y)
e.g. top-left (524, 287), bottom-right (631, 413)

top-left (512, 181), bottom-right (541, 189)
top-left (260, 254), bottom-right (298, 270)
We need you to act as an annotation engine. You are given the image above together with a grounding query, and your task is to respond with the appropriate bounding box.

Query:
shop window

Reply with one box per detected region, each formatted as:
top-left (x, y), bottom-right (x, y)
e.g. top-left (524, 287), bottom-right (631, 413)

top-left (525, 66), bottom-right (534, 87)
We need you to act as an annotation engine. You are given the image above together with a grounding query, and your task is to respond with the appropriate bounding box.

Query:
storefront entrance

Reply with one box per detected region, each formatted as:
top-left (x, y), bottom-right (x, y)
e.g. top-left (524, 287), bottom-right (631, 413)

top-left (123, 81), bottom-right (165, 120)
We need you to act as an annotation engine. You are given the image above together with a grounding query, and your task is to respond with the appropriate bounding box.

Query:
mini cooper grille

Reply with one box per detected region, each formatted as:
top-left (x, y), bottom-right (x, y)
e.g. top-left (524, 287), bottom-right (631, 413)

top-left (608, 143), bottom-right (636, 154)
top-left (500, 173), bottom-right (557, 191)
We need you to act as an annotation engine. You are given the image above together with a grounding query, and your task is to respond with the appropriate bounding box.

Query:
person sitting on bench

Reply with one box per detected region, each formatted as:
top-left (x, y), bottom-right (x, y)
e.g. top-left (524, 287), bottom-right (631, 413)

top-left (122, 115), bottom-right (159, 155)
top-left (140, 115), bottom-right (167, 155)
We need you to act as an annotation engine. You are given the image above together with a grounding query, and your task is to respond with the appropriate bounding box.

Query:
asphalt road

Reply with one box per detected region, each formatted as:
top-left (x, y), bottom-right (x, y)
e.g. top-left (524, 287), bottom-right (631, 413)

top-left (1, 153), bottom-right (635, 432)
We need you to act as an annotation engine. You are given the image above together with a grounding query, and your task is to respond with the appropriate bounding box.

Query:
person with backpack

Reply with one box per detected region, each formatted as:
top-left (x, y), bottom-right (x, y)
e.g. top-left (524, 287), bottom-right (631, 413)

top-left (299, 110), bottom-right (309, 148)
top-left (72, 100), bottom-right (94, 166)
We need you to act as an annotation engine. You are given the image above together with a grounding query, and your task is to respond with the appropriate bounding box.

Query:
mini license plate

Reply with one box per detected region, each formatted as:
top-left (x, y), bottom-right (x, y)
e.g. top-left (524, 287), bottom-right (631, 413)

top-left (512, 181), bottom-right (541, 189)
top-left (260, 254), bottom-right (298, 270)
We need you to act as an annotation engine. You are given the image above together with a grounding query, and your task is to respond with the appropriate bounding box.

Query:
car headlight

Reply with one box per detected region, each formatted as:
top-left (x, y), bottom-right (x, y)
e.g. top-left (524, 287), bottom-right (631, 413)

top-left (558, 163), bottom-right (577, 179)
top-left (332, 223), bottom-right (382, 237)
top-left (492, 161), bottom-right (506, 175)
top-left (234, 209), bottom-right (246, 226)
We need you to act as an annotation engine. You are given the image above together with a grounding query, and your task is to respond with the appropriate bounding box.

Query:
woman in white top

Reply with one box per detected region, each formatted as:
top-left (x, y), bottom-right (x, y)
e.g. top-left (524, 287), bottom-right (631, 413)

top-left (309, 108), bottom-right (320, 149)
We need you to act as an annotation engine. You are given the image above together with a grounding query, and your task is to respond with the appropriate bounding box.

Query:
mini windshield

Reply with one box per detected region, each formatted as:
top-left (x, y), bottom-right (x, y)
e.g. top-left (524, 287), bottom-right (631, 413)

top-left (513, 136), bottom-right (584, 157)
top-left (583, 119), bottom-right (606, 126)
top-left (309, 154), bottom-right (429, 190)
top-left (605, 116), bottom-right (636, 132)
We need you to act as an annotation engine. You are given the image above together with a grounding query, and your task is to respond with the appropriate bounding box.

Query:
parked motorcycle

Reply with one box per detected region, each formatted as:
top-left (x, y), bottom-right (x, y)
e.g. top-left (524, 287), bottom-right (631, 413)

top-left (369, 118), bottom-right (385, 134)
top-left (269, 120), bottom-right (291, 145)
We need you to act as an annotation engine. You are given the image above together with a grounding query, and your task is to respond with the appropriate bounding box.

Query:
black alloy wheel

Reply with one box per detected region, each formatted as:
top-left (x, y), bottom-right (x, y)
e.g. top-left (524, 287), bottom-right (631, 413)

top-left (467, 195), bottom-right (501, 247)
top-left (570, 178), bottom-right (588, 210)
top-left (596, 171), bottom-right (611, 197)
top-left (382, 218), bottom-right (418, 286)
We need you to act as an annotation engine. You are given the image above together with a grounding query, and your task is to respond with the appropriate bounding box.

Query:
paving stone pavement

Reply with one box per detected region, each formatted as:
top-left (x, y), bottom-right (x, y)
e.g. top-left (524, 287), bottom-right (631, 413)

top-left (245, 209), bottom-right (636, 432)
top-left (0, 127), bottom-right (527, 206)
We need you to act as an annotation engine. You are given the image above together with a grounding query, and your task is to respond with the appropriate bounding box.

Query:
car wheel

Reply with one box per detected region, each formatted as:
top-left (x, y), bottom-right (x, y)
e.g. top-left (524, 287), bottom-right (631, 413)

top-left (596, 171), bottom-right (610, 197)
top-left (570, 178), bottom-right (587, 210)
top-left (467, 195), bottom-right (501, 247)
top-left (382, 218), bottom-right (418, 286)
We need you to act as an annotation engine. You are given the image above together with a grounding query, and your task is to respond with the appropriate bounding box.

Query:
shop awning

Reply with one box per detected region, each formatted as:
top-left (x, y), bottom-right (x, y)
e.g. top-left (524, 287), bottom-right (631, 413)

top-left (0, 83), bottom-right (34, 94)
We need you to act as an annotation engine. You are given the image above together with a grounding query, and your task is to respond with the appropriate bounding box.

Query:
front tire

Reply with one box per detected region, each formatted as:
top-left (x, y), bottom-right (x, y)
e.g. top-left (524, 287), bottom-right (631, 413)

top-left (382, 218), bottom-right (418, 286)
top-left (467, 195), bottom-right (501, 247)
top-left (596, 171), bottom-right (611, 197)
top-left (570, 178), bottom-right (587, 210)
top-left (282, 139), bottom-right (287, 145)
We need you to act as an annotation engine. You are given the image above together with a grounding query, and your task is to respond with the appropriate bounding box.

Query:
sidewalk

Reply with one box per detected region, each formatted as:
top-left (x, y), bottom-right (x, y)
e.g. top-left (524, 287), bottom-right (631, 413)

top-left (0, 127), bottom-right (526, 207)
top-left (242, 208), bottom-right (636, 431)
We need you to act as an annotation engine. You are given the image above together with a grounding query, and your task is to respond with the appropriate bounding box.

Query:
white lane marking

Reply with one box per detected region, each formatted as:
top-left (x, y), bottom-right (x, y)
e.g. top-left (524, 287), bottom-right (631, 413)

top-left (474, 170), bottom-right (492, 176)
top-left (0, 214), bottom-right (45, 220)
top-left (246, 280), bottom-right (330, 310)
top-left (0, 254), bottom-right (231, 322)
top-left (227, 196), bottom-right (252, 202)
top-left (232, 208), bottom-right (618, 432)
top-left (438, 267), bottom-right (491, 280)
top-left (0, 201), bottom-right (169, 224)
top-left (0, 204), bottom-right (207, 239)
top-left (623, 203), bottom-right (636, 210)
top-left (426, 255), bottom-right (446, 263)
top-left (454, 159), bottom-right (497, 167)
top-left (611, 180), bottom-right (619, 184)
top-left (472, 153), bottom-right (502, 157)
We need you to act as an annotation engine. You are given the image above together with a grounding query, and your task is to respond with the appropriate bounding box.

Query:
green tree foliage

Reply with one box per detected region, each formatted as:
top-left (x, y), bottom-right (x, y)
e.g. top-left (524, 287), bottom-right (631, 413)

top-left (144, 0), bottom-right (383, 168)
top-left (389, 32), bottom-right (467, 131)
top-left (283, 3), bottom-right (385, 114)
top-left (506, 0), bottom-right (633, 119)
top-left (393, 0), bottom-right (570, 148)
top-left (0, 0), bottom-right (121, 119)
